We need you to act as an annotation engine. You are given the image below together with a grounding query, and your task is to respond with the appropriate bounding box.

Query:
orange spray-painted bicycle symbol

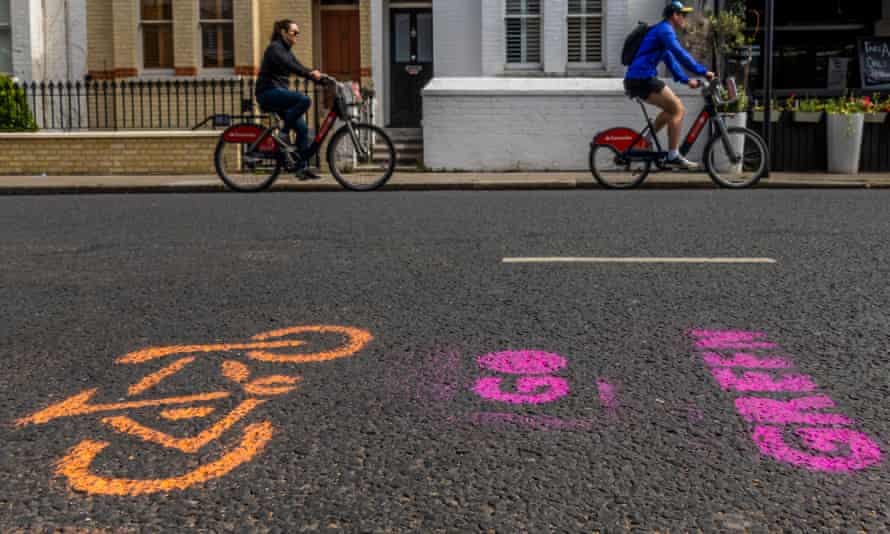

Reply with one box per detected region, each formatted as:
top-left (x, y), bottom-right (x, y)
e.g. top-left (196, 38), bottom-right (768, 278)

top-left (17, 325), bottom-right (372, 496)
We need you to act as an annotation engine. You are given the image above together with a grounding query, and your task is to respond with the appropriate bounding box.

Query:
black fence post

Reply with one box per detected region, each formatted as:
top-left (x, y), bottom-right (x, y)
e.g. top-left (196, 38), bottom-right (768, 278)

top-left (762, 0), bottom-right (775, 175)
top-left (75, 81), bottom-right (83, 129)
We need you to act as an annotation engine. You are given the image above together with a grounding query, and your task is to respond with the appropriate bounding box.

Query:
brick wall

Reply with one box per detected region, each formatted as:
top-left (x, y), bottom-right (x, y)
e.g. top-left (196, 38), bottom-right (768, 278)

top-left (173, 2), bottom-right (198, 74)
top-left (87, 0), bottom-right (114, 76)
top-left (423, 78), bottom-right (707, 171)
top-left (481, 0), bottom-right (504, 76)
top-left (0, 132), bottom-right (220, 175)
top-left (433, 0), bottom-right (482, 77)
top-left (234, 0), bottom-right (262, 72)
top-left (360, 0), bottom-right (372, 87)
top-left (86, 0), bottom-right (319, 78)
top-left (111, 0), bottom-right (138, 74)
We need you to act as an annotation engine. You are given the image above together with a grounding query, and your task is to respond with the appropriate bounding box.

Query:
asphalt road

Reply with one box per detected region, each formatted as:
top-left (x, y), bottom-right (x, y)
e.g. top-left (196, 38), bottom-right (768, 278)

top-left (2, 190), bottom-right (889, 532)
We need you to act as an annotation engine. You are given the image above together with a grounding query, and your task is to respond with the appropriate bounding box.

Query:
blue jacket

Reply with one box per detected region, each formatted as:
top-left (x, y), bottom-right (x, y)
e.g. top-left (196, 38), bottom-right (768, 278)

top-left (625, 21), bottom-right (708, 84)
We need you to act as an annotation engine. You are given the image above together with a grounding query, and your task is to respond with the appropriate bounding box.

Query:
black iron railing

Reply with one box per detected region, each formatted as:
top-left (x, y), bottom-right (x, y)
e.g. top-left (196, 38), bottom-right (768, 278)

top-left (13, 78), bottom-right (374, 132)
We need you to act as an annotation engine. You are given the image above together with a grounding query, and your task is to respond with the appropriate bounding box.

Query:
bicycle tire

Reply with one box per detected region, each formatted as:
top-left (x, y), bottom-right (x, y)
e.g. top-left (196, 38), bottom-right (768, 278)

top-left (326, 123), bottom-right (396, 191)
top-left (589, 144), bottom-right (651, 189)
top-left (214, 133), bottom-right (282, 193)
top-left (703, 126), bottom-right (768, 189)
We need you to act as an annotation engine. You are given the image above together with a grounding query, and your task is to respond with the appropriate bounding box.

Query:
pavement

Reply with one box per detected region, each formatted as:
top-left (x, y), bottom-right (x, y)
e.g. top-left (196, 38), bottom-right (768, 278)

top-left (1, 170), bottom-right (890, 194)
top-left (2, 190), bottom-right (889, 531)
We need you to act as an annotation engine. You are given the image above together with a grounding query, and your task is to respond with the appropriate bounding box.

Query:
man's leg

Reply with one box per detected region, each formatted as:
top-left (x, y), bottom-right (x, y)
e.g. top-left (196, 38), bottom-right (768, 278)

top-left (645, 86), bottom-right (696, 168)
top-left (645, 86), bottom-right (684, 151)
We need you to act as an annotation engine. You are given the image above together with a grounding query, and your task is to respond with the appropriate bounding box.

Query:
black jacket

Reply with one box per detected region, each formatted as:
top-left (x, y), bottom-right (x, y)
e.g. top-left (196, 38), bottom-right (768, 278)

top-left (255, 37), bottom-right (313, 96)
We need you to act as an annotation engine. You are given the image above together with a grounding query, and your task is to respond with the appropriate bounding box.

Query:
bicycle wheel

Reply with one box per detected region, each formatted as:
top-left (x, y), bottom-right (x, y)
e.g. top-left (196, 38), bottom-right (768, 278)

top-left (704, 127), bottom-right (768, 188)
top-left (326, 123), bottom-right (396, 191)
top-left (589, 144), bottom-right (651, 189)
top-left (214, 136), bottom-right (282, 192)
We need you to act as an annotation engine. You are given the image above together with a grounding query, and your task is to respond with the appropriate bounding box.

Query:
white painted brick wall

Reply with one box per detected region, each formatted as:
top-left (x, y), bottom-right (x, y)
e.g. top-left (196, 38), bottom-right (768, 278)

top-left (543, 0), bottom-right (567, 74)
top-left (433, 0), bottom-right (482, 76)
top-left (605, 0), bottom-right (630, 75)
top-left (481, 0), bottom-right (504, 76)
top-left (423, 77), bottom-right (707, 171)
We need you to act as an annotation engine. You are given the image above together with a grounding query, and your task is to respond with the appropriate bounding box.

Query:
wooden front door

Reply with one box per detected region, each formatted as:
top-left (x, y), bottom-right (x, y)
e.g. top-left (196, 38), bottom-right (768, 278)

top-left (390, 8), bottom-right (433, 128)
top-left (321, 10), bottom-right (361, 82)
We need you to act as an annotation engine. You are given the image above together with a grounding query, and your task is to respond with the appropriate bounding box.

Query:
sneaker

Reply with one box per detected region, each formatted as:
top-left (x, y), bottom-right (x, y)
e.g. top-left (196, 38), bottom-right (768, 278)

top-left (664, 155), bottom-right (700, 170)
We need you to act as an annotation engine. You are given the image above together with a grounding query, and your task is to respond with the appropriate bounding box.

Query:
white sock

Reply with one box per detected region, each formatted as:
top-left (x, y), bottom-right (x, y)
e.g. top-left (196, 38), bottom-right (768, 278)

top-left (668, 149), bottom-right (680, 160)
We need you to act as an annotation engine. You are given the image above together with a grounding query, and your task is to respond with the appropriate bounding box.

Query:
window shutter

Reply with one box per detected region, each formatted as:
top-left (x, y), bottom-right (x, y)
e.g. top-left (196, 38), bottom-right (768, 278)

top-left (505, 0), bottom-right (542, 65)
top-left (568, 0), bottom-right (603, 64)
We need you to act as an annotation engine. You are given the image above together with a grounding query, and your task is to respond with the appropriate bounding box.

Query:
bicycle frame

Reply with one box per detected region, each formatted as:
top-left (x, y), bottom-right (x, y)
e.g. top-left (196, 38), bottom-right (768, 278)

top-left (245, 81), bottom-right (368, 161)
top-left (601, 83), bottom-right (742, 166)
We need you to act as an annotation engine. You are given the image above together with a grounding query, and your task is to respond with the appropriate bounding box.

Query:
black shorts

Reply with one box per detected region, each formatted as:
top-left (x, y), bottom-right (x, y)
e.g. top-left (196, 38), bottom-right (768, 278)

top-left (624, 78), bottom-right (666, 100)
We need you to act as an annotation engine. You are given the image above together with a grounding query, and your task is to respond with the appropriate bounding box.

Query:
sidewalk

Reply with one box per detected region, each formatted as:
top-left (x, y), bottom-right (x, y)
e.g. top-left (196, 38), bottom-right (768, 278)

top-left (1, 171), bottom-right (890, 194)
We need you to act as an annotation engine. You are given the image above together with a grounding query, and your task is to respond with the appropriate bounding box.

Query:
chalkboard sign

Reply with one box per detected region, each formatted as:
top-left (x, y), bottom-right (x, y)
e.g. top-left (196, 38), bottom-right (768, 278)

top-left (859, 37), bottom-right (890, 89)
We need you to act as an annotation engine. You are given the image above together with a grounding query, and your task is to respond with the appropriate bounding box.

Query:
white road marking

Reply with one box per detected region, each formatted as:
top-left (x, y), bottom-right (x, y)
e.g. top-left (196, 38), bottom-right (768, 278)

top-left (502, 257), bottom-right (777, 264)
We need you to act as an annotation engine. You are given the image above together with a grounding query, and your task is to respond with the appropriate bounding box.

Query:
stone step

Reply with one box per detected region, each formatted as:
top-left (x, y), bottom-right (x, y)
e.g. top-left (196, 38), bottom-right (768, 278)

top-left (385, 127), bottom-right (422, 141)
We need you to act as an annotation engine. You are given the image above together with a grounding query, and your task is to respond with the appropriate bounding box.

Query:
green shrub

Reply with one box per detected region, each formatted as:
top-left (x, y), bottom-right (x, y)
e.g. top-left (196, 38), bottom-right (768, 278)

top-left (0, 76), bottom-right (39, 132)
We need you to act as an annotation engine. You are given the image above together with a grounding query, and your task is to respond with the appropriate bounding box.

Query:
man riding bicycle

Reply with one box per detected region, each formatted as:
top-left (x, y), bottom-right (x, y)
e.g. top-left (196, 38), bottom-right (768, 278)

top-left (255, 19), bottom-right (326, 180)
top-left (624, 1), bottom-right (715, 170)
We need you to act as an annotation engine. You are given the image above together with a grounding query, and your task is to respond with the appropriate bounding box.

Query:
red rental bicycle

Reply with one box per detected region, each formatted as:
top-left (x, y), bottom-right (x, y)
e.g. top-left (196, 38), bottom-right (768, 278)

top-left (589, 79), bottom-right (768, 189)
top-left (208, 76), bottom-right (396, 192)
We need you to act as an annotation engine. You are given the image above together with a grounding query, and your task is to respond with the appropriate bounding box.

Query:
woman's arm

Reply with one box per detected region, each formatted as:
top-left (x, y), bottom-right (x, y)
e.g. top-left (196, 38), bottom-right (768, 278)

top-left (270, 42), bottom-right (314, 79)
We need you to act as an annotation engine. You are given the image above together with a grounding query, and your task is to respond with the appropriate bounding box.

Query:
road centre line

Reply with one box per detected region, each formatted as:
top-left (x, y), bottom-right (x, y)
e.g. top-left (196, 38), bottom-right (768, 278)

top-left (502, 257), bottom-right (777, 264)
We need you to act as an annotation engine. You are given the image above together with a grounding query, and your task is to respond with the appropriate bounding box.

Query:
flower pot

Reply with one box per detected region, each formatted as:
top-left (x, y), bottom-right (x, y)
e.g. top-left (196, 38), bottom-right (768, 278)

top-left (793, 111), bottom-right (823, 123)
top-left (713, 112), bottom-right (748, 173)
top-left (753, 110), bottom-right (781, 123)
top-left (826, 113), bottom-right (865, 174)
top-left (865, 112), bottom-right (887, 124)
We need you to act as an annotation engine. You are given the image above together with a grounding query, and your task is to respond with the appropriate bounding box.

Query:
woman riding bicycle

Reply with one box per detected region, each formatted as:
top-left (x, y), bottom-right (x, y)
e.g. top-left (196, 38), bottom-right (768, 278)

top-left (624, 1), bottom-right (715, 170)
top-left (255, 19), bottom-right (325, 180)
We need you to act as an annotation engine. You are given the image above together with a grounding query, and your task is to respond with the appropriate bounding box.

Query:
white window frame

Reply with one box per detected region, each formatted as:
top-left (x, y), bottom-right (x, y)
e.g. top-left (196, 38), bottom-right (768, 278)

top-left (0, 0), bottom-right (12, 75)
top-left (505, 0), bottom-right (542, 71)
top-left (567, 0), bottom-right (604, 69)
top-left (199, 0), bottom-right (235, 74)
top-left (139, 0), bottom-right (175, 75)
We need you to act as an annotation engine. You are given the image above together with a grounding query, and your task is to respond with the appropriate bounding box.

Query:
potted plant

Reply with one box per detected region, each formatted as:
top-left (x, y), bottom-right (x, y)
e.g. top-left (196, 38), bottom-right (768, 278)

top-left (825, 96), bottom-right (867, 174)
top-left (709, 0), bottom-right (756, 87)
top-left (718, 84), bottom-right (749, 124)
top-left (864, 94), bottom-right (888, 124)
top-left (792, 95), bottom-right (825, 123)
top-left (752, 99), bottom-right (782, 123)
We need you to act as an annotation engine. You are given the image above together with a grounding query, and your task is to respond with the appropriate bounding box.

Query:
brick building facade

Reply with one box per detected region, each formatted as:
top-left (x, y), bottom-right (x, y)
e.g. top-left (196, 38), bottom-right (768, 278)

top-left (86, 0), bottom-right (372, 88)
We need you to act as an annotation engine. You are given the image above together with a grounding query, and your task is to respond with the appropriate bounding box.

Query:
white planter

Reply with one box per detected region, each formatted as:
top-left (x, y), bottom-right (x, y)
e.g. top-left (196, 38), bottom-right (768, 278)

top-left (865, 112), bottom-right (887, 124)
top-left (793, 111), bottom-right (823, 123)
top-left (713, 112), bottom-right (748, 173)
top-left (826, 113), bottom-right (865, 174)
top-left (753, 110), bottom-right (781, 123)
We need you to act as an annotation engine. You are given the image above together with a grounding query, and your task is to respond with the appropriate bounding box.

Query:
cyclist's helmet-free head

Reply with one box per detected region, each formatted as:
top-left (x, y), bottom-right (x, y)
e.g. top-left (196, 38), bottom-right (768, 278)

top-left (663, 0), bottom-right (694, 19)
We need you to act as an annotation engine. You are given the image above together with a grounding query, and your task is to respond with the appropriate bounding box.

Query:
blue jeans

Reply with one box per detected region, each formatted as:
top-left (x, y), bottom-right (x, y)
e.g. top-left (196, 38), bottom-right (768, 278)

top-left (256, 88), bottom-right (312, 156)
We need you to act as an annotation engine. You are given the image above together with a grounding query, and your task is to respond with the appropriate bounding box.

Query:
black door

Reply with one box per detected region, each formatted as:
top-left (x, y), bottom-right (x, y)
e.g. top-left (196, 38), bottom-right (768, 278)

top-left (390, 8), bottom-right (433, 128)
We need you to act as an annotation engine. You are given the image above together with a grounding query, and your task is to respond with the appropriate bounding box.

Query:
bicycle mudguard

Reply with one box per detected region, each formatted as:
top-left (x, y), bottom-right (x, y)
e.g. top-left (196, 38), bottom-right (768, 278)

top-left (593, 128), bottom-right (651, 152)
top-left (222, 124), bottom-right (278, 153)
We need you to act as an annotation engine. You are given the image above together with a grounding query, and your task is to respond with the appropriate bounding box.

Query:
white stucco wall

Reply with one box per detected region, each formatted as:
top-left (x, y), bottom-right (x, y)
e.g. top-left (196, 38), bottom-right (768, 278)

top-left (10, 0), bottom-right (86, 80)
top-left (433, 0), bottom-right (481, 76)
top-left (423, 77), bottom-right (708, 171)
